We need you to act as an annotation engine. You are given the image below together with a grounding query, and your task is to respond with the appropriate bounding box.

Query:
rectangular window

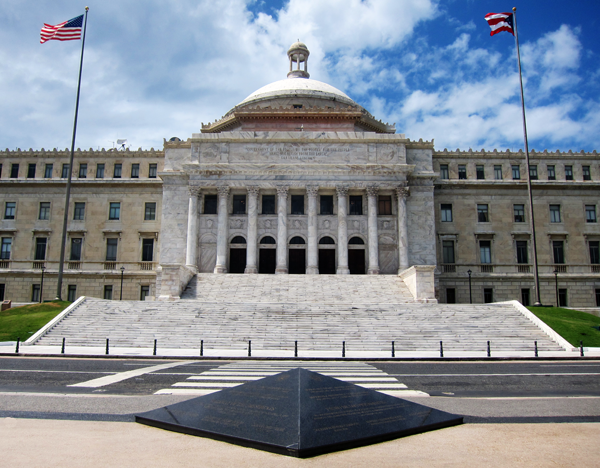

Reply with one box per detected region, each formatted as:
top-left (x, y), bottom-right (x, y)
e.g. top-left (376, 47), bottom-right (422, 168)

top-left (0, 284), bottom-right (4, 301)
top-left (232, 194), bottom-right (247, 214)
top-left (494, 165), bottom-right (502, 180)
top-left (516, 241), bottom-right (528, 264)
top-left (565, 165), bottom-right (573, 180)
top-left (441, 204), bottom-right (453, 222)
top-left (61, 164), bottom-right (70, 178)
top-left (261, 195), bottom-right (275, 215)
top-left (558, 289), bottom-right (567, 307)
top-left (1, 238), bottom-right (12, 259)
top-left (378, 196), bottom-right (392, 215)
top-left (484, 288), bottom-right (493, 303)
top-left (512, 165), bottom-right (521, 180)
top-left (131, 163), bottom-right (140, 178)
top-left (320, 195), bottom-right (333, 215)
top-left (458, 165), bottom-right (467, 179)
top-left (144, 202), bottom-right (156, 221)
top-left (142, 238), bottom-right (154, 262)
top-left (140, 285), bottom-right (150, 301)
top-left (583, 166), bottom-right (591, 181)
top-left (149, 163), bottom-right (157, 178)
top-left (547, 165), bottom-right (556, 180)
top-left (109, 202), bottom-right (121, 220)
top-left (549, 205), bottom-right (561, 223)
top-left (70, 238), bottom-right (82, 261)
top-left (514, 204), bottom-right (525, 223)
top-left (113, 163), bottom-right (122, 178)
top-left (96, 163), bottom-right (105, 179)
top-left (529, 165), bottom-right (538, 180)
top-left (586, 205), bottom-right (597, 223)
top-left (44, 164), bottom-right (53, 178)
top-left (291, 195), bottom-right (304, 215)
top-left (349, 195), bottom-right (363, 215)
top-left (32, 284), bottom-right (41, 303)
top-left (10, 164), bottom-right (19, 178)
top-left (596, 289), bottom-right (600, 307)
top-left (67, 285), bottom-right (77, 302)
top-left (34, 237), bottom-right (47, 261)
top-left (446, 288), bottom-right (456, 304)
top-left (39, 202), bottom-right (50, 220)
top-left (521, 289), bottom-right (530, 306)
top-left (106, 238), bottom-right (118, 261)
top-left (4, 202), bottom-right (16, 220)
top-left (442, 240), bottom-right (455, 264)
top-left (440, 164), bottom-right (449, 179)
top-left (27, 163), bottom-right (36, 178)
top-left (476, 165), bottom-right (485, 180)
top-left (73, 202), bottom-right (85, 220)
top-left (104, 285), bottom-right (113, 300)
top-left (477, 204), bottom-right (489, 223)
top-left (480, 240), bottom-right (492, 264)
top-left (204, 195), bottom-right (218, 214)
top-left (79, 164), bottom-right (87, 178)
top-left (0, 164), bottom-right (2, 178)
top-left (589, 241), bottom-right (599, 265)
top-left (553, 241), bottom-right (565, 264)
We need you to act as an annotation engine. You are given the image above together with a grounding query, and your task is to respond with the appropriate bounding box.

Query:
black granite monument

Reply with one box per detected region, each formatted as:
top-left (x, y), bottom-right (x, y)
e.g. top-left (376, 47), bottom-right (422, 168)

top-left (136, 368), bottom-right (463, 457)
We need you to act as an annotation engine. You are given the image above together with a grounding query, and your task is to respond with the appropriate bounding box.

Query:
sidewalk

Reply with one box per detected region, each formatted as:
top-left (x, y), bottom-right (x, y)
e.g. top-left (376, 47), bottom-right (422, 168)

top-left (2, 417), bottom-right (599, 467)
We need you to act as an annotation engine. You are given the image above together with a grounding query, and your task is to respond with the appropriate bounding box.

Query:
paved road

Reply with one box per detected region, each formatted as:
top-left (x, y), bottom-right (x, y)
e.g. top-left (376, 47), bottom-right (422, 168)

top-left (1, 357), bottom-right (599, 423)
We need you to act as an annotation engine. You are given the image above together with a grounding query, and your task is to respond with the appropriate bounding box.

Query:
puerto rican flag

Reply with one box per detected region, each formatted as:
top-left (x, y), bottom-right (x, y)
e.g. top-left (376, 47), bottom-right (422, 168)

top-left (484, 12), bottom-right (514, 36)
top-left (40, 15), bottom-right (83, 44)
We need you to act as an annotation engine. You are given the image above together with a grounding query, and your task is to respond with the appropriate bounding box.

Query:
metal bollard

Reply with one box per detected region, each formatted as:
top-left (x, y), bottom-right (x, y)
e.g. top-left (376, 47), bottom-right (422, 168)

top-left (342, 341), bottom-right (345, 358)
top-left (200, 340), bottom-right (203, 357)
top-left (294, 340), bottom-right (298, 358)
top-left (487, 341), bottom-right (491, 357)
top-left (248, 340), bottom-right (251, 357)
top-left (61, 337), bottom-right (66, 354)
top-left (580, 341), bottom-right (584, 357)
top-left (106, 338), bottom-right (110, 355)
top-left (153, 339), bottom-right (157, 356)
top-left (15, 337), bottom-right (20, 354)
top-left (391, 341), bottom-right (395, 358)
top-left (440, 340), bottom-right (444, 358)
top-left (534, 341), bottom-right (538, 357)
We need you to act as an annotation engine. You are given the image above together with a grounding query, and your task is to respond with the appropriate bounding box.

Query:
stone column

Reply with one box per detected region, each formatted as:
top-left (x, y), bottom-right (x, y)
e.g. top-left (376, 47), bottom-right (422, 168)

top-left (336, 185), bottom-right (350, 274)
top-left (245, 186), bottom-right (259, 274)
top-left (214, 186), bottom-right (230, 273)
top-left (275, 185), bottom-right (289, 274)
top-left (396, 185), bottom-right (410, 273)
top-left (306, 185), bottom-right (319, 274)
top-left (366, 186), bottom-right (380, 275)
top-left (185, 186), bottom-right (201, 268)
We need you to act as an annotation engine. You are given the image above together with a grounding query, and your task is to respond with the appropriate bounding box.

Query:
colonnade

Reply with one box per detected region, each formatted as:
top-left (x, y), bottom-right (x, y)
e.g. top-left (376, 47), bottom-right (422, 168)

top-left (185, 185), bottom-right (410, 274)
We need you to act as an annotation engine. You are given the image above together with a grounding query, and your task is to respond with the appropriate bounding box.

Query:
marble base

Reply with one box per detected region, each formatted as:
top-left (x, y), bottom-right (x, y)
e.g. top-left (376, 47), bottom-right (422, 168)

top-left (214, 266), bottom-right (227, 273)
top-left (336, 267), bottom-right (350, 274)
top-left (367, 268), bottom-right (380, 275)
top-left (275, 268), bottom-right (288, 274)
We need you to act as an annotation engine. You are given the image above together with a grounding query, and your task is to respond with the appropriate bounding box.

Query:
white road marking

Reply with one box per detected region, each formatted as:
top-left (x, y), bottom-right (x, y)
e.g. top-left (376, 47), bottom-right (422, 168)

top-left (389, 373), bottom-right (600, 377)
top-left (68, 361), bottom-right (193, 388)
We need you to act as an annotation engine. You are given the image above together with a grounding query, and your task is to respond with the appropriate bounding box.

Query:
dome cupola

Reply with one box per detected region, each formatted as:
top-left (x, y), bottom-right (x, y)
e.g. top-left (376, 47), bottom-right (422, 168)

top-left (287, 41), bottom-right (310, 79)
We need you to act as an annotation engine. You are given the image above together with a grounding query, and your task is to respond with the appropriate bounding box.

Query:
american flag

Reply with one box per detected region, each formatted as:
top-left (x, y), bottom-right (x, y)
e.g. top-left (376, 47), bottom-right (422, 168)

top-left (484, 12), bottom-right (514, 37)
top-left (40, 15), bottom-right (83, 44)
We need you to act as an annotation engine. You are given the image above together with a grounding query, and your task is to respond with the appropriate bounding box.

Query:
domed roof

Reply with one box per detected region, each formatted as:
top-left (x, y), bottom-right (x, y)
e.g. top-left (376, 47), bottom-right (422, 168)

top-left (239, 77), bottom-right (356, 107)
top-left (287, 41), bottom-right (308, 54)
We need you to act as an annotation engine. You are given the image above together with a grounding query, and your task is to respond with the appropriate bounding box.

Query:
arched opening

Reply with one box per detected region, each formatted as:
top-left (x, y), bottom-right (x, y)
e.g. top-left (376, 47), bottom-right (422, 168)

top-left (289, 236), bottom-right (306, 274)
top-left (318, 236), bottom-right (336, 274)
top-left (229, 236), bottom-right (247, 274)
top-left (348, 236), bottom-right (365, 275)
top-left (258, 236), bottom-right (276, 274)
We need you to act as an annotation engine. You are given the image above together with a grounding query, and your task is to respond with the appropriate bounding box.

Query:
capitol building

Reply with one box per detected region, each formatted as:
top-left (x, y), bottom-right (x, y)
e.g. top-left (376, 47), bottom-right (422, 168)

top-left (1, 43), bottom-right (599, 307)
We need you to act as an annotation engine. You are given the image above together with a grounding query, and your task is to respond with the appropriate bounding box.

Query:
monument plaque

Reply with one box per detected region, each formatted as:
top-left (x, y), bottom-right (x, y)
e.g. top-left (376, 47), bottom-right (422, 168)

top-left (136, 368), bottom-right (462, 457)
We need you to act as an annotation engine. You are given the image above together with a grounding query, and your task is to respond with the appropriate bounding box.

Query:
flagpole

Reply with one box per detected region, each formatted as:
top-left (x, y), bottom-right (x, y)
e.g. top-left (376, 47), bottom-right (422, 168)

top-left (55, 7), bottom-right (89, 301)
top-left (512, 7), bottom-right (542, 306)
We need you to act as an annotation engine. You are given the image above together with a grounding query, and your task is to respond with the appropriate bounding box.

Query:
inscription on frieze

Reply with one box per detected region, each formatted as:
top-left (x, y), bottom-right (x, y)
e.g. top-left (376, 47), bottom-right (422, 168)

top-left (229, 143), bottom-right (368, 164)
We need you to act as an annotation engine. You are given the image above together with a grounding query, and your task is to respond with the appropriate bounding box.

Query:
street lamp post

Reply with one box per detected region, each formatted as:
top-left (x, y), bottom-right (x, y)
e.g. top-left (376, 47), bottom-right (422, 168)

top-left (553, 269), bottom-right (559, 307)
top-left (39, 266), bottom-right (45, 303)
top-left (120, 266), bottom-right (125, 300)
top-left (467, 269), bottom-right (473, 304)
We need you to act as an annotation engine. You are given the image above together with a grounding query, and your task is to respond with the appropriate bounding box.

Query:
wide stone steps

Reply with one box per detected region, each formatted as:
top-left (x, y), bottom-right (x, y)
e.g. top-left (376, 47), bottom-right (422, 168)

top-left (34, 297), bottom-right (564, 352)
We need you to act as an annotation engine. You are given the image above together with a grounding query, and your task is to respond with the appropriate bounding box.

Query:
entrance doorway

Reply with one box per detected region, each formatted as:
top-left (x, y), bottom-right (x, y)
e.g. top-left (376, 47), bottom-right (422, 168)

top-left (348, 250), bottom-right (365, 274)
top-left (318, 250), bottom-right (335, 274)
top-left (229, 248), bottom-right (246, 273)
top-left (289, 249), bottom-right (306, 274)
top-left (259, 249), bottom-right (276, 274)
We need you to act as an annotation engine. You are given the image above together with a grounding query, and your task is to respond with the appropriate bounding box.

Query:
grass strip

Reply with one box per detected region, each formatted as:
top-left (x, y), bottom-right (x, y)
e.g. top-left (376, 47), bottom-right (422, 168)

top-left (528, 306), bottom-right (600, 347)
top-left (0, 301), bottom-right (71, 342)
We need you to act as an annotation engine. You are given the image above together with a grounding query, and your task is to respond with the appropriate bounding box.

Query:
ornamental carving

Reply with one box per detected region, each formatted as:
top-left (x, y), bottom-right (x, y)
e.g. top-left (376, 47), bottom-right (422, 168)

top-left (188, 186), bottom-right (201, 197)
top-left (366, 186), bottom-right (379, 197)
top-left (336, 185), bottom-right (349, 197)
top-left (306, 185), bottom-right (319, 197)
top-left (246, 186), bottom-right (260, 197)
top-left (396, 186), bottom-right (410, 199)
top-left (217, 186), bottom-right (230, 199)
top-left (276, 185), bottom-right (289, 199)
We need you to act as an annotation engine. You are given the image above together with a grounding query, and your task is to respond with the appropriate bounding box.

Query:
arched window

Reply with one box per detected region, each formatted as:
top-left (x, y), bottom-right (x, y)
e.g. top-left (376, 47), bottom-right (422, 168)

top-left (231, 236), bottom-right (246, 244)
top-left (319, 236), bottom-right (335, 245)
top-left (289, 236), bottom-right (306, 244)
top-left (260, 236), bottom-right (276, 244)
top-left (348, 237), bottom-right (365, 245)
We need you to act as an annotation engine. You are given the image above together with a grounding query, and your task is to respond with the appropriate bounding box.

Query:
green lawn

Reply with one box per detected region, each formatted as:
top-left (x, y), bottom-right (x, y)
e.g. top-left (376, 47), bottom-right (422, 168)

top-left (0, 301), bottom-right (71, 342)
top-left (528, 306), bottom-right (600, 348)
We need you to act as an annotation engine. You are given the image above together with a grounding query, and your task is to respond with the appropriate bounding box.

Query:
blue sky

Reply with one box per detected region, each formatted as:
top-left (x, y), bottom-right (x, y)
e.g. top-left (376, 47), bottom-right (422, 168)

top-left (1, 0), bottom-right (599, 152)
